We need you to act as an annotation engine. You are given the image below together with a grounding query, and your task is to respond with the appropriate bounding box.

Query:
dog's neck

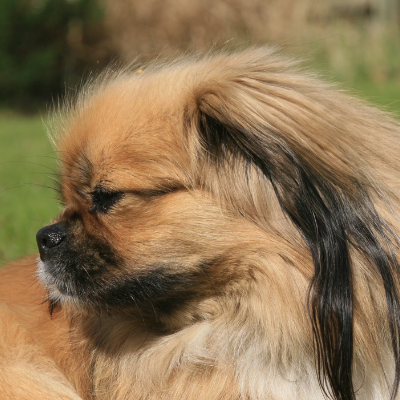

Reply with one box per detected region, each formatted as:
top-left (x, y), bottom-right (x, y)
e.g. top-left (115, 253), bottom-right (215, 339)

top-left (55, 248), bottom-right (395, 400)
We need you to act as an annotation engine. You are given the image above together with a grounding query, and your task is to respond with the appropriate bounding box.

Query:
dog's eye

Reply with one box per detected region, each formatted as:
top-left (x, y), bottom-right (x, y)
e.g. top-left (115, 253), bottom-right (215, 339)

top-left (89, 187), bottom-right (123, 214)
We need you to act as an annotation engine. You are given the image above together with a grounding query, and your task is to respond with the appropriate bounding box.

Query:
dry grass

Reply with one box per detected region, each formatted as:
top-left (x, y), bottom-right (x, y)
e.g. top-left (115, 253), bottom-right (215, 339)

top-left (102, 0), bottom-right (400, 84)
top-left (104, 0), bottom-right (313, 59)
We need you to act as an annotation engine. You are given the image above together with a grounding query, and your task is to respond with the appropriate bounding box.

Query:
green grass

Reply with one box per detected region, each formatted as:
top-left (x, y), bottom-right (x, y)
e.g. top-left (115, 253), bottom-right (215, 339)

top-left (0, 112), bottom-right (60, 265)
top-left (0, 78), bottom-right (399, 267)
top-left (350, 80), bottom-right (400, 117)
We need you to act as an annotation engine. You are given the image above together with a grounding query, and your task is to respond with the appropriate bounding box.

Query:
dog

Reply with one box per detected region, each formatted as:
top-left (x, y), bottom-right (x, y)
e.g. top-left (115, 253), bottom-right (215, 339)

top-left (1, 47), bottom-right (400, 400)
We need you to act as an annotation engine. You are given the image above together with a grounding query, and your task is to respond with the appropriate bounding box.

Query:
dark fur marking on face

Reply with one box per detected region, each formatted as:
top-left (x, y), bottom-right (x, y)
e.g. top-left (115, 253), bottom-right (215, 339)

top-left (85, 256), bottom-right (227, 316)
top-left (129, 183), bottom-right (186, 200)
top-left (74, 152), bottom-right (93, 183)
top-left (59, 152), bottom-right (93, 204)
top-left (94, 267), bottom-right (204, 314)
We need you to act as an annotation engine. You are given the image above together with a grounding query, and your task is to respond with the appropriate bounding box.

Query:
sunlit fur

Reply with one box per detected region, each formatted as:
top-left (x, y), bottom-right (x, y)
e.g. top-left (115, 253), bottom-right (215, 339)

top-left (1, 48), bottom-right (400, 400)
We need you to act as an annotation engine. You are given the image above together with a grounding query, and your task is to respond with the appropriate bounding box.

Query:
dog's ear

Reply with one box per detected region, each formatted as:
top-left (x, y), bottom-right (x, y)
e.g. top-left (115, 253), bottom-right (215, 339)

top-left (187, 53), bottom-right (400, 400)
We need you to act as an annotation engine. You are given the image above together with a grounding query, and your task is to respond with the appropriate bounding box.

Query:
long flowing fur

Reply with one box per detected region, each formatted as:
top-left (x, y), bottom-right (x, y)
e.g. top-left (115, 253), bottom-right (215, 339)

top-left (1, 47), bottom-right (400, 400)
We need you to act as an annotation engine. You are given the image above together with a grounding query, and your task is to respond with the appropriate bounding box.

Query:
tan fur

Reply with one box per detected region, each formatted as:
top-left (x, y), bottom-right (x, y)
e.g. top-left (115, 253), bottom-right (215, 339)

top-left (1, 48), bottom-right (400, 399)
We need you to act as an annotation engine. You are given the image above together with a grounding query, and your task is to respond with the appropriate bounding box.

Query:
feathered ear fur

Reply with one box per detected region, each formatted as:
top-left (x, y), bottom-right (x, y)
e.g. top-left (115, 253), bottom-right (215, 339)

top-left (185, 50), bottom-right (400, 400)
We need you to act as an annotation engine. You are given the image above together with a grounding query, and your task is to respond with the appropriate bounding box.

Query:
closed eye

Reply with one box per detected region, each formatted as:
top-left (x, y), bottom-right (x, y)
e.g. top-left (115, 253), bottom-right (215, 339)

top-left (89, 187), bottom-right (124, 214)
top-left (88, 181), bottom-right (185, 214)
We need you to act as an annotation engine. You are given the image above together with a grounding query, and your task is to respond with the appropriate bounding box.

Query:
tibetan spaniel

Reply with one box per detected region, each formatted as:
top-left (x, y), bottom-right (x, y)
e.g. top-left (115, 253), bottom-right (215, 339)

top-left (1, 48), bottom-right (400, 400)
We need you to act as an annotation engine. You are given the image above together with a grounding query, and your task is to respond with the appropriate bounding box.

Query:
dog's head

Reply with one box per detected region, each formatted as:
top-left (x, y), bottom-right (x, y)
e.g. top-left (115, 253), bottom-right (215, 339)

top-left (36, 48), bottom-right (400, 400)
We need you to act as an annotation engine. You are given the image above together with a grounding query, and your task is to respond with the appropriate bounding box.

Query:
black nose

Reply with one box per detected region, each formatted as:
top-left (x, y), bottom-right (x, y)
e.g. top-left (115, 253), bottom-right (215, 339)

top-left (36, 222), bottom-right (67, 261)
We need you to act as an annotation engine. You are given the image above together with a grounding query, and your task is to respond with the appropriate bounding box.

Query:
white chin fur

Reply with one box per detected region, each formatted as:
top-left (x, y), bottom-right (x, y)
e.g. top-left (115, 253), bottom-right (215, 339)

top-left (37, 259), bottom-right (52, 285)
top-left (36, 259), bottom-right (78, 305)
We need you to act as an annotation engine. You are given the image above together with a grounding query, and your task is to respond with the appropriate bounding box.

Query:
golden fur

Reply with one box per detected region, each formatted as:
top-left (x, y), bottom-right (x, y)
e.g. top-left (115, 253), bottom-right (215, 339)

top-left (1, 48), bottom-right (400, 399)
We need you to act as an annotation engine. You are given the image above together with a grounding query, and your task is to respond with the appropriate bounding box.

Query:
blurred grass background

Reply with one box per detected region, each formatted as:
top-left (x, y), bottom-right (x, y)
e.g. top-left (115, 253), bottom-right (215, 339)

top-left (0, 0), bottom-right (400, 265)
top-left (0, 112), bottom-right (59, 263)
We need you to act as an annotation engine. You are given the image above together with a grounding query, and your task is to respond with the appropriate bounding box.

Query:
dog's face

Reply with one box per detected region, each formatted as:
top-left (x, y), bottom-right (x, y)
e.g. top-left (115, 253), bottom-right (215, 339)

top-left (36, 67), bottom-right (297, 327)
top-left (35, 49), bottom-right (400, 399)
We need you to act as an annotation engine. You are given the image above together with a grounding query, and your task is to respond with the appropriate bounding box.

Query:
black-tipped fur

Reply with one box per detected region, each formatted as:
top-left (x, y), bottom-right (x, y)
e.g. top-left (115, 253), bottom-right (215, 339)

top-left (196, 106), bottom-right (400, 400)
